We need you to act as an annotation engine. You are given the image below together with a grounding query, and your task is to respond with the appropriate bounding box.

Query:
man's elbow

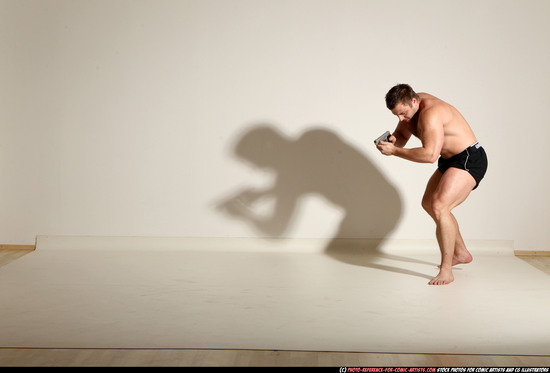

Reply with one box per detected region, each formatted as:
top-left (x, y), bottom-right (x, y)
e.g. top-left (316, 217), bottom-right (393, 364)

top-left (427, 155), bottom-right (439, 163)
top-left (425, 151), bottom-right (439, 164)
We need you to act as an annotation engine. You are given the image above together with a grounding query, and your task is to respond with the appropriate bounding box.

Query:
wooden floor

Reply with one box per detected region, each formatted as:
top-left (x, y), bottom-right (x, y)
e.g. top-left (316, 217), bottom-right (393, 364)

top-left (1, 248), bottom-right (549, 367)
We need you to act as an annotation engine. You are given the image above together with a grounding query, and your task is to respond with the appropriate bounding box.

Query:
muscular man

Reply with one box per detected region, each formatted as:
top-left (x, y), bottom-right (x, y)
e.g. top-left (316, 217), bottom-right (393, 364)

top-left (377, 84), bottom-right (488, 285)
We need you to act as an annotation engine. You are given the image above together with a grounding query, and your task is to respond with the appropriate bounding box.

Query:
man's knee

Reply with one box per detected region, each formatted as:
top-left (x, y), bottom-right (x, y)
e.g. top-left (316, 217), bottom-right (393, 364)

top-left (421, 197), bottom-right (432, 216)
top-left (430, 197), bottom-right (451, 221)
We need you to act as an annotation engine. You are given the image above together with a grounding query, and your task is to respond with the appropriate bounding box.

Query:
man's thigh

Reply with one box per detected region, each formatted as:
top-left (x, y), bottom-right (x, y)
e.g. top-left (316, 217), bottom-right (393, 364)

top-left (433, 167), bottom-right (476, 210)
top-left (423, 169), bottom-right (443, 206)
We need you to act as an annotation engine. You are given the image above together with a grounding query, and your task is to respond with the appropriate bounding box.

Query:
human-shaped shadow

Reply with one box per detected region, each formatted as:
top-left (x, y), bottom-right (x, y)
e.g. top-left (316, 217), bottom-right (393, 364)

top-left (216, 124), bottom-right (433, 280)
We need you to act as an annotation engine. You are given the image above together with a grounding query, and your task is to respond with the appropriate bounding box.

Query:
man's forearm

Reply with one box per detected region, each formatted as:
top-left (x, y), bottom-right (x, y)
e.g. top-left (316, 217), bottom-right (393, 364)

top-left (392, 146), bottom-right (439, 164)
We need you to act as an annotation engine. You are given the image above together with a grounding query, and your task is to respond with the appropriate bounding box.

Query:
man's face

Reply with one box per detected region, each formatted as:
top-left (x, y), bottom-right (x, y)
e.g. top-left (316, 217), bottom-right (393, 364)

top-left (391, 98), bottom-right (418, 122)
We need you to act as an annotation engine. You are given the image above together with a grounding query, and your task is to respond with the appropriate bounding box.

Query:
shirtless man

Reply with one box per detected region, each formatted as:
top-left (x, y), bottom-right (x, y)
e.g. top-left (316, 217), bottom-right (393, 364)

top-left (377, 84), bottom-right (488, 285)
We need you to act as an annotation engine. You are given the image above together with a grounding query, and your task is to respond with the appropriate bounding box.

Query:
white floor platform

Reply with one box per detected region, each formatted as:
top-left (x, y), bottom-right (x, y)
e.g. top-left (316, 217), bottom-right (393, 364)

top-left (1, 237), bottom-right (549, 355)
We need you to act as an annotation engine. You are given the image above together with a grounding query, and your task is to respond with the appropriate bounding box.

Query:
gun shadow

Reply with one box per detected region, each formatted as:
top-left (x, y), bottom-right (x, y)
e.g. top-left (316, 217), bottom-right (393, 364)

top-left (216, 124), bottom-right (434, 280)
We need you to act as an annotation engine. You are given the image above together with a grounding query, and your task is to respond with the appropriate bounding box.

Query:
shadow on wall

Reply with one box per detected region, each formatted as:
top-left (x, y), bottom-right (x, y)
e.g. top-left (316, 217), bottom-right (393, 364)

top-left (217, 124), bottom-right (433, 280)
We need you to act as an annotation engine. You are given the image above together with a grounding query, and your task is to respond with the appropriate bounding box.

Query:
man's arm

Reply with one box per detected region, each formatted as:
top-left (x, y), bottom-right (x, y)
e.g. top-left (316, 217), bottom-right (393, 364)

top-left (379, 111), bottom-right (444, 164)
top-left (391, 121), bottom-right (412, 148)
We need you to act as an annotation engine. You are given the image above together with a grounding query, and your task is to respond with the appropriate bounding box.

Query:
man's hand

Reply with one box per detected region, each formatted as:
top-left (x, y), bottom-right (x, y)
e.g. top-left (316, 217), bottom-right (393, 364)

top-left (376, 135), bottom-right (396, 156)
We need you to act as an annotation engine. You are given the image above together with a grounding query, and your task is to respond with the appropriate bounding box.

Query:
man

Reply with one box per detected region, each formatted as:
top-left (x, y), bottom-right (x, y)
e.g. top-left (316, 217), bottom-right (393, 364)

top-left (377, 84), bottom-right (488, 285)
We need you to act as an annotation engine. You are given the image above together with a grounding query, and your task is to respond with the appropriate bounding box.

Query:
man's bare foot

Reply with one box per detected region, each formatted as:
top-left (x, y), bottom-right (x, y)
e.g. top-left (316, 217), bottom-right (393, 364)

top-left (453, 248), bottom-right (473, 265)
top-left (429, 269), bottom-right (454, 285)
top-left (439, 249), bottom-right (473, 268)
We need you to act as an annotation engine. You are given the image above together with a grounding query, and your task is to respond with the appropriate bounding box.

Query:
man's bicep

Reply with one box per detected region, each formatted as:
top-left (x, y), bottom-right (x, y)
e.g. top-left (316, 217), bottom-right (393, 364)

top-left (419, 117), bottom-right (444, 158)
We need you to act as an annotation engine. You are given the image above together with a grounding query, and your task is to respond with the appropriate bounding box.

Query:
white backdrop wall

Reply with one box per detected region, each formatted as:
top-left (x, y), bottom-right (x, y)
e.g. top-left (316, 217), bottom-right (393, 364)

top-left (1, 0), bottom-right (549, 250)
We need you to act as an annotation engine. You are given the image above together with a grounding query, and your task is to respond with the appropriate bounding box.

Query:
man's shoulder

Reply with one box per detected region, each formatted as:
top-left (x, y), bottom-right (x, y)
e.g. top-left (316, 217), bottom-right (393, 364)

top-left (420, 93), bottom-right (452, 110)
top-left (418, 105), bottom-right (440, 122)
top-left (420, 93), bottom-right (449, 117)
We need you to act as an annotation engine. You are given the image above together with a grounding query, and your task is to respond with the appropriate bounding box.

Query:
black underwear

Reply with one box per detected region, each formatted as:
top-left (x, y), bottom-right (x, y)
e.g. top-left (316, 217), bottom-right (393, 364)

top-left (437, 142), bottom-right (488, 190)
